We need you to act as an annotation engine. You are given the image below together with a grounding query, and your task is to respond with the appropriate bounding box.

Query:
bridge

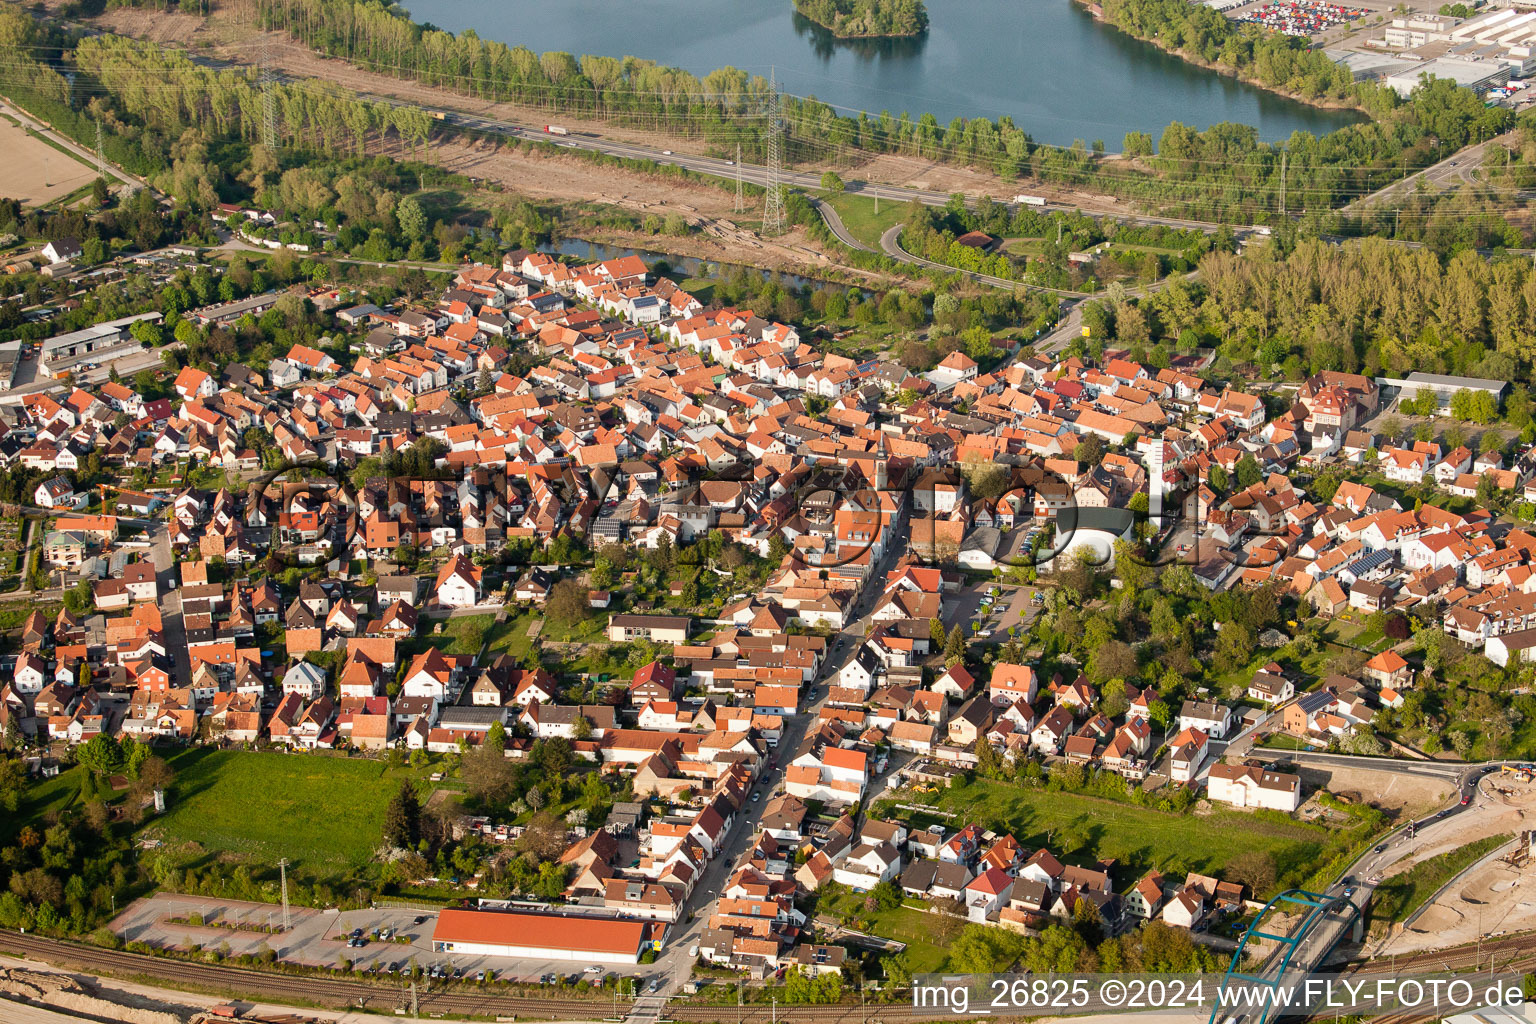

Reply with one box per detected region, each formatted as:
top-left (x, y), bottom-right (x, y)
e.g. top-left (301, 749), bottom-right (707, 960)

top-left (1208, 888), bottom-right (1365, 1024)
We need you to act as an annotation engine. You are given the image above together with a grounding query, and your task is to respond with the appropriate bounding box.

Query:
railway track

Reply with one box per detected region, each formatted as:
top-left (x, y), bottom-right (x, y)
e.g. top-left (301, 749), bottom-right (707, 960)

top-left (4, 927), bottom-right (1534, 1024)
top-left (1337, 929), bottom-right (1536, 974)
top-left (0, 931), bottom-right (615, 1020)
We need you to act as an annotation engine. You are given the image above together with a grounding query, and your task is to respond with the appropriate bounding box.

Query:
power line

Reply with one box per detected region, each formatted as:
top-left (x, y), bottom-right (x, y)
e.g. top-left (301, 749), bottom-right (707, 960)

top-left (762, 69), bottom-right (786, 236)
top-left (261, 33), bottom-right (278, 150)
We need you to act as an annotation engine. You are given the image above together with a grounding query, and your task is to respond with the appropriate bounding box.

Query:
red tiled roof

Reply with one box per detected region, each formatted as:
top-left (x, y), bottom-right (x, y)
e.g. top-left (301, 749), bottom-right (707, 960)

top-left (432, 909), bottom-right (653, 956)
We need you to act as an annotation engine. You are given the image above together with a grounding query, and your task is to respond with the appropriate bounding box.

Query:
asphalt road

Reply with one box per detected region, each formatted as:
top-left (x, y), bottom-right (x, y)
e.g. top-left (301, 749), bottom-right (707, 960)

top-left (1341, 133), bottom-right (1513, 215)
top-left (877, 224), bottom-right (1084, 296)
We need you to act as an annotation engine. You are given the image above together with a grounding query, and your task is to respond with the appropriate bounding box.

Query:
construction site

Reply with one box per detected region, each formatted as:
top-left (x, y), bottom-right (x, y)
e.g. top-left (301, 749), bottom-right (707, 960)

top-left (1373, 765), bottom-right (1536, 957)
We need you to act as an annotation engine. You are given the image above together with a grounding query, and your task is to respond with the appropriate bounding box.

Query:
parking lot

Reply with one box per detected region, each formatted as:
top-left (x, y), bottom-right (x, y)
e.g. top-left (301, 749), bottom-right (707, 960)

top-left (113, 894), bottom-right (667, 987)
top-left (944, 581), bottom-right (1041, 643)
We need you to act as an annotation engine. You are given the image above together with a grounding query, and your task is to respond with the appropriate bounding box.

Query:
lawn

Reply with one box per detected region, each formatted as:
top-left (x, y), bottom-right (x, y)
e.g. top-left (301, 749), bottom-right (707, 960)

top-left (4, 765), bottom-right (98, 843)
top-left (903, 777), bottom-right (1332, 891)
top-left (816, 892), bottom-right (952, 972)
top-left (1369, 835), bottom-right (1509, 923)
top-left (487, 611), bottom-right (539, 659)
top-left (150, 749), bottom-right (436, 879)
top-left (415, 613), bottom-right (495, 656)
top-left (822, 191), bottom-right (907, 250)
top-left (540, 609), bottom-right (607, 644)
top-left (1002, 237), bottom-right (1047, 258)
top-left (678, 278), bottom-right (715, 305)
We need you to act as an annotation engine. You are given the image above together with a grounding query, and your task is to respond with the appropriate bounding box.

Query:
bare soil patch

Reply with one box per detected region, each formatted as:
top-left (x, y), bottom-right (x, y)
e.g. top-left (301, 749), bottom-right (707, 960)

top-left (432, 136), bottom-right (884, 279)
top-left (1372, 776), bottom-right (1536, 955)
top-left (0, 116), bottom-right (98, 206)
top-left (1294, 764), bottom-right (1454, 820)
top-left (83, 5), bottom-right (224, 45)
top-left (825, 151), bottom-right (1142, 217)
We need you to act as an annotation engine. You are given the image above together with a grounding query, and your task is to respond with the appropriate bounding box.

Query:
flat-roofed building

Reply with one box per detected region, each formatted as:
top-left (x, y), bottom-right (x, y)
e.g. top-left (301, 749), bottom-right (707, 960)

top-left (430, 908), bottom-right (662, 963)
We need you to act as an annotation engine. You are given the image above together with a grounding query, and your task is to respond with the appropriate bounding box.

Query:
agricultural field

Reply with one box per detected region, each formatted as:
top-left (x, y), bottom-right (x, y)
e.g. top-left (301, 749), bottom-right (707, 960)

top-left (148, 749), bottom-right (439, 878)
top-left (0, 114), bottom-right (99, 206)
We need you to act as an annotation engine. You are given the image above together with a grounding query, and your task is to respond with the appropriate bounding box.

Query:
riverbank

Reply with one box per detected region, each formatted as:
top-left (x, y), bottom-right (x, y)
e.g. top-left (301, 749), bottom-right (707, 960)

top-left (1078, 0), bottom-right (1369, 116)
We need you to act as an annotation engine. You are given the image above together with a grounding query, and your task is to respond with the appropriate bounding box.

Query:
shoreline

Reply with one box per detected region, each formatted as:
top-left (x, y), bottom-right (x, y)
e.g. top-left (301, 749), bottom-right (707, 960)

top-left (790, 0), bottom-right (928, 39)
top-left (794, 18), bottom-right (927, 38)
top-left (1075, 0), bottom-right (1368, 117)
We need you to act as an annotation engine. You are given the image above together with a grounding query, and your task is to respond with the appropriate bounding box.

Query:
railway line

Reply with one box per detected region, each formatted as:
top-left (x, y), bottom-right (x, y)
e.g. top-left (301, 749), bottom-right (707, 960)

top-left (4, 925), bottom-right (1535, 1024)
top-left (0, 931), bottom-right (614, 1021)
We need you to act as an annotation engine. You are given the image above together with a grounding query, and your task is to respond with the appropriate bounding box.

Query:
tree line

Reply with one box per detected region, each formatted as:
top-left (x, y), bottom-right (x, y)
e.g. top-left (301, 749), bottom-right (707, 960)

top-left (247, 0), bottom-right (1516, 220)
top-left (1082, 234), bottom-right (1536, 381)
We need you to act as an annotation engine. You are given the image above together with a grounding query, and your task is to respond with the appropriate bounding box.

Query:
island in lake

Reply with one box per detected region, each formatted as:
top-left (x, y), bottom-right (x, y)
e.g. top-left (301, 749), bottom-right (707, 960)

top-left (791, 0), bottom-right (928, 37)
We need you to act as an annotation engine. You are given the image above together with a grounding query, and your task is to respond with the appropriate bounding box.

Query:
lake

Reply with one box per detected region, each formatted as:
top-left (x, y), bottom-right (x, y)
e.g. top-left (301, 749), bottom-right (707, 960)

top-left (406, 0), bottom-right (1363, 147)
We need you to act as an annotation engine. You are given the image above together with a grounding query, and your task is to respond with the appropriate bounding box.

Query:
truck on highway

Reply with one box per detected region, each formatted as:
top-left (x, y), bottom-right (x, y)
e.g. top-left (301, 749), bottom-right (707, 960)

top-left (1013, 194), bottom-right (1046, 206)
top-left (544, 125), bottom-right (570, 136)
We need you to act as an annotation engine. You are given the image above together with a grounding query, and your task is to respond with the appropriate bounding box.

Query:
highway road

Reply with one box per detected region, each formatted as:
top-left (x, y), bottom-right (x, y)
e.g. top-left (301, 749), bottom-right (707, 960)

top-left (1341, 133), bottom-right (1512, 215)
top-left (177, 49), bottom-right (1239, 237)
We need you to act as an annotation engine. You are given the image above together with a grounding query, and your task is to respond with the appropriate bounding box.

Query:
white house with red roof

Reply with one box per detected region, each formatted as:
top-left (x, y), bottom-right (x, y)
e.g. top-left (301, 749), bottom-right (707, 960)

top-left (988, 662), bottom-right (1037, 705)
top-left (933, 663), bottom-right (976, 700)
top-left (785, 744), bottom-right (867, 805)
top-left (433, 554), bottom-right (482, 609)
top-left (963, 866), bottom-right (1013, 922)
top-left (927, 351), bottom-right (978, 390)
top-left (402, 647), bottom-right (455, 701)
top-left (285, 343), bottom-right (337, 376)
top-left (1168, 727), bottom-right (1209, 783)
top-left (173, 366), bottom-right (216, 400)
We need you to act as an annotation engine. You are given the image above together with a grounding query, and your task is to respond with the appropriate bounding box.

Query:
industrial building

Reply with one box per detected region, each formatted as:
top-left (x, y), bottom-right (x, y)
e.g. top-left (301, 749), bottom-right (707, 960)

top-left (430, 908), bottom-right (664, 963)
top-left (39, 312), bottom-right (162, 379)
top-left (1377, 372), bottom-right (1508, 410)
top-left (1352, 7), bottom-right (1533, 96)
top-left (0, 340), bottom-right (23, 391)
top-left (1383, 57), bottom-right (1511, 97)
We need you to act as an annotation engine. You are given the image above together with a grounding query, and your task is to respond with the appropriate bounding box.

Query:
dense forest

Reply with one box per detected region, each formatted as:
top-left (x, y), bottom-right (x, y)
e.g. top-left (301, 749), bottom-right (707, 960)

top-left (792, 0), bottom-right (928, 37)
top-left (1078, 235), bottom-right (1536, 383)
top-left (241, 0), bottom-right (1516, 221)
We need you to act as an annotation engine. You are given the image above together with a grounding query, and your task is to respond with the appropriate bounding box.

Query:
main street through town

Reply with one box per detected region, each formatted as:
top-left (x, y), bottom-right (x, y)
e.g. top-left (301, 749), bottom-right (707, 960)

top-left (629, 536), bottom-right (906, 1022)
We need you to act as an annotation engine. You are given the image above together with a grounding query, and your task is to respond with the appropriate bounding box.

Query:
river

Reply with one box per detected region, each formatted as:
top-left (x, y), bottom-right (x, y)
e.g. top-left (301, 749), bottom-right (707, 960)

top-left (406, 0), bottom-right (1362, 147)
